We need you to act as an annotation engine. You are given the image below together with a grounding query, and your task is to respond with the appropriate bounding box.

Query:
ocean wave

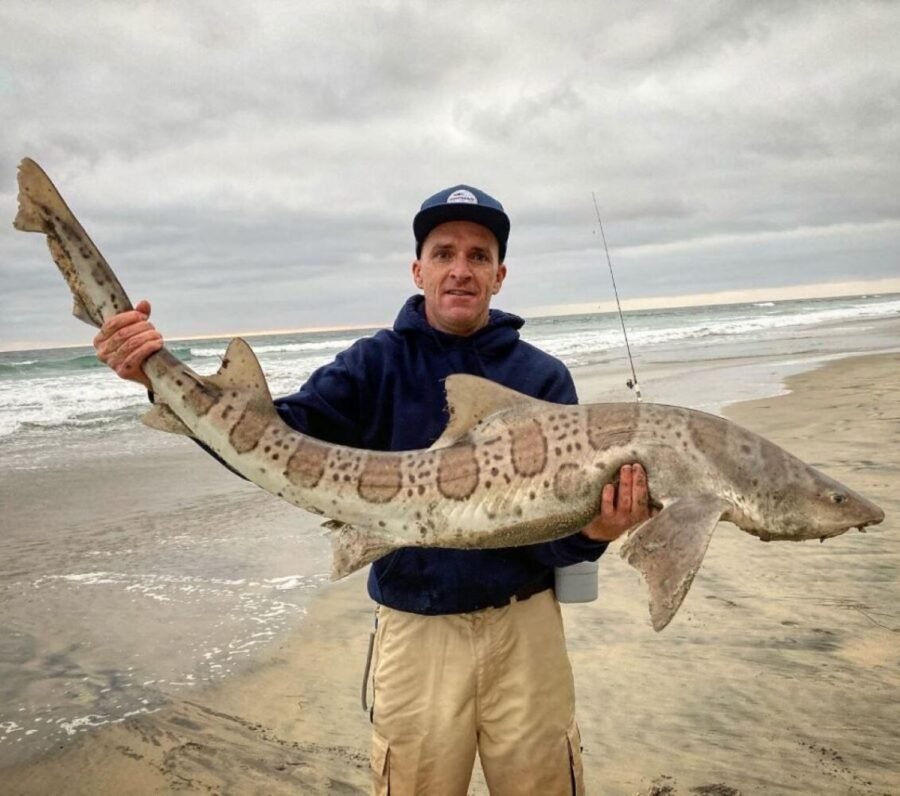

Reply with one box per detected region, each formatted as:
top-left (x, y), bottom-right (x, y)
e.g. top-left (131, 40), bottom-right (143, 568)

top-left (189, 337), bottom-right (359, 358)
top-left (528, 297), bottom-right (900, 360)
top-left (0, 401), bottom-right (144, 441)
top-left (2, 295), bottom-right (896, 443)
top-left (166, 345), bottom-right (195, 360)
top-left (0, 353), bottom-right (102, 378)
top-left (0, 344), bottom-right (195, 379)
top-left (16, 413), bottom-right (138, 433)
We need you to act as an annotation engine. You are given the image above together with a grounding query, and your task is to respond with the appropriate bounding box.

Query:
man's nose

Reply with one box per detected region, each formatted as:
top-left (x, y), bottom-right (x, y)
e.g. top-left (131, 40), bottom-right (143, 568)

top-left (448, 254), bottom-right (473, 278)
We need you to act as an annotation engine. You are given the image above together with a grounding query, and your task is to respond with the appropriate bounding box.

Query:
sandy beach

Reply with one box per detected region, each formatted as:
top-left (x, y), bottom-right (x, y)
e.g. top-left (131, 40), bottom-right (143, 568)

top-left (2, 351), bottom-right (898, 795)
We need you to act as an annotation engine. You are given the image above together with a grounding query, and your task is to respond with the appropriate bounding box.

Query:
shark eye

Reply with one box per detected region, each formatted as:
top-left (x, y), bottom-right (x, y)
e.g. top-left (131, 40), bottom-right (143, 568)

top-left (830, 492), bottom-right (847, 504)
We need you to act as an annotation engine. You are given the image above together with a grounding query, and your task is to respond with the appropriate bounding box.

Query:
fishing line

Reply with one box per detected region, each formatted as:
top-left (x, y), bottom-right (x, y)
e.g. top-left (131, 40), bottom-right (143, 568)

top-left (591, 192), bottom-right (642, 402)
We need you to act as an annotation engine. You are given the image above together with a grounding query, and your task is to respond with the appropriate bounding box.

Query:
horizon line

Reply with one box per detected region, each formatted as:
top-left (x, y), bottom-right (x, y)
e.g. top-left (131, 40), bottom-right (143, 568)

top-left (3, 278), bottom-right (899, 353)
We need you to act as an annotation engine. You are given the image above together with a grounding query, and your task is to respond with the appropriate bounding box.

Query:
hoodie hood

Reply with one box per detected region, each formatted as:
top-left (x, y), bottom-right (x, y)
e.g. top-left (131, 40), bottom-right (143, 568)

top-left (393, 294), bottom-right (524, 358)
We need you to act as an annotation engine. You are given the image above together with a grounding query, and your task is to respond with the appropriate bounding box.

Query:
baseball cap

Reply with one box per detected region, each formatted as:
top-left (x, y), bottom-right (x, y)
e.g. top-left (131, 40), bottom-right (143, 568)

top-left (413, 185), bottom-right (510, 262)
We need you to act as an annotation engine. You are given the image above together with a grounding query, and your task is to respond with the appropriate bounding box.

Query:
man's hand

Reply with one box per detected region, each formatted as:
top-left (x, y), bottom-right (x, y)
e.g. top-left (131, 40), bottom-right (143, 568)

top-left (93, 299), bottom-right (164, 389)
top-left (581, 463), bottom-right (653, 543)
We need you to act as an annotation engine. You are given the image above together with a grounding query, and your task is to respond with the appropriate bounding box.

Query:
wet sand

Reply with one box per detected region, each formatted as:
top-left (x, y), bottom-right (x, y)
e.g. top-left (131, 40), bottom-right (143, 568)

top-left (2, 352), bottom-right (898, 795)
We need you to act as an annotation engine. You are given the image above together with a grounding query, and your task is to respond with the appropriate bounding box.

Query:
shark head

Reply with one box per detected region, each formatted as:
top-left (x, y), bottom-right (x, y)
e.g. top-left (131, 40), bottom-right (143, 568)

top-left (746, 462), bottom-right (884, 542)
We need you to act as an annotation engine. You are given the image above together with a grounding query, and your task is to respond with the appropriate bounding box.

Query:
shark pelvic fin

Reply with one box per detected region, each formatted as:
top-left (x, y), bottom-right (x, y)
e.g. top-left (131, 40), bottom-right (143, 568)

top-left (620, 494), bottom-right (730, 632)
top-left (432, 374), bottom-right (551, 450)
top-left (329, 524), bottom-right (397, 580)
top-left (141, 402), bottom-right (195, 437)
top-left (205, 338), bottom-right (274, 403)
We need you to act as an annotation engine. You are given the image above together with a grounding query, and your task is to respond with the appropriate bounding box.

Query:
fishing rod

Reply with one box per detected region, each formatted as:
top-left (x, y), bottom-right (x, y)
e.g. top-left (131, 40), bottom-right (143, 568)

top-left (591, 192), bottom-right (642, 402)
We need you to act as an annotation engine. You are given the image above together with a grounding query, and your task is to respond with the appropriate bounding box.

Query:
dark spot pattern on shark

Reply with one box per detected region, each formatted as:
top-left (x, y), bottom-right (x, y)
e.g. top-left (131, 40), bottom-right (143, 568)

top-left (587, 404), bottom-right (638, 450)
top-left (358, 455), bottom-right (403, 504)
top-left (286, 438), bottom-right (329, 489)
top-left (229, 407), bottom-right (269, 453)
top-left (437, 443), bottom-right (479, 500)
top-left (509, 418), bottom-right (547, 477)
top-left (184, 382), bottom-right (217, 416)
top-left (554, 462), bottom-right (591, 502)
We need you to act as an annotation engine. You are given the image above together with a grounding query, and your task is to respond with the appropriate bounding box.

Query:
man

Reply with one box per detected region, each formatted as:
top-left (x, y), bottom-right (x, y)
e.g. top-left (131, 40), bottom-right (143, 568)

top-left (95, 185), bottom-right (651, 794)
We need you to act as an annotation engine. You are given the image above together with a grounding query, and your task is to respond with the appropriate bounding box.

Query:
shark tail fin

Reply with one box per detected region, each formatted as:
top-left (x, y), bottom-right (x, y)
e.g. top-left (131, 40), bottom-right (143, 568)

top-left (13, 158), bottom-right (56, 234)
top-left (620, 495), bottom-right (729, 632)
top-left (15, 158), bottom-right (133, 328)
top-left (327, 521), bottom-right (397, 581)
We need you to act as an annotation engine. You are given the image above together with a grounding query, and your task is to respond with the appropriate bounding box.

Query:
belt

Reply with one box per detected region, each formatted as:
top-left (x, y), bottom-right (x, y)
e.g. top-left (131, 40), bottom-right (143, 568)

top-left (490, 581), bottom-right (552, 610)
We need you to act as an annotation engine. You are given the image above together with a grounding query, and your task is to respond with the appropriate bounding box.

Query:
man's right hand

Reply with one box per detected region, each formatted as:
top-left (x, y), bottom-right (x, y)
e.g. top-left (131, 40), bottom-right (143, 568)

top-left (93, 299), bottom-right (164, 389)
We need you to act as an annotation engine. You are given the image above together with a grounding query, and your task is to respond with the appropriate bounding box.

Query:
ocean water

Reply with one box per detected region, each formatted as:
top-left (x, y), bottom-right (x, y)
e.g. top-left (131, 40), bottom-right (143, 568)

top-left (2, 292), bottom-right (899, 453)
top-left (1, 292), bottom-right (898, 764)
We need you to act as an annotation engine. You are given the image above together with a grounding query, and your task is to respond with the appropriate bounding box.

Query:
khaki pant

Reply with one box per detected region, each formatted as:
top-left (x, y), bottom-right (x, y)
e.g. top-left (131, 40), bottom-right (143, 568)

top-left (370, 590), bottom-right (584, 795)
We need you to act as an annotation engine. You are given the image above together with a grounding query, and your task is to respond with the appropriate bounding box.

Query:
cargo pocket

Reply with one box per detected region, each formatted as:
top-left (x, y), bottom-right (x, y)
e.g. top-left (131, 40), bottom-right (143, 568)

top-left (566, 719), bottom-right (585, 796)
top-left (371, 728), bottom-right (391, 795)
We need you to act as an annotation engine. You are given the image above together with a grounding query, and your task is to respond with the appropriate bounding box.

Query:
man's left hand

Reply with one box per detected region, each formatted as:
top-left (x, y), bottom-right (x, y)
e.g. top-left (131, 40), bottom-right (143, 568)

top-left (581, 463), bottom-right (653, 543)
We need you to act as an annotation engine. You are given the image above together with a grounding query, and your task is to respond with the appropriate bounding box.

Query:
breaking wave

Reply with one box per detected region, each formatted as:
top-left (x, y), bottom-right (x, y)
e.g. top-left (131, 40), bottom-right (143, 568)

top-left (2, 294), bottom-right (897, 442)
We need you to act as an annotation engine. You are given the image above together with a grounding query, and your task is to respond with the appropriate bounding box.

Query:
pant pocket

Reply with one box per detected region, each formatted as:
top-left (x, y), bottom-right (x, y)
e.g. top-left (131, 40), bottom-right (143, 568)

top-left (371, 727), bottom-right (391, 795)
top-left (566, 719), bottom-right (585, 796)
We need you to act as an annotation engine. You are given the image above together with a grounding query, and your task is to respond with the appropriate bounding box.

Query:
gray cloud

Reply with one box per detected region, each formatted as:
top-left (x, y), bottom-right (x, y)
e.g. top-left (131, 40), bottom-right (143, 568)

top-left (1, 0), bottom-right (898, 348)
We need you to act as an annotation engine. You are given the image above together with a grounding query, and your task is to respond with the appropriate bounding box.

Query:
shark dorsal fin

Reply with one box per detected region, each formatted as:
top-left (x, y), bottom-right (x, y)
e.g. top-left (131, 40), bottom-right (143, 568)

top-left (431, 374), bottom-right (550, 450)
top-left (205, 338), bottom-right (273, 403)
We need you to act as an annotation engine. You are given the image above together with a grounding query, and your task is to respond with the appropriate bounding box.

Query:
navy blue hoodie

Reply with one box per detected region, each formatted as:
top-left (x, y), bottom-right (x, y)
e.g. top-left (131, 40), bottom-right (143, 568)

top-left (275, 295), bottom-right (607, 614)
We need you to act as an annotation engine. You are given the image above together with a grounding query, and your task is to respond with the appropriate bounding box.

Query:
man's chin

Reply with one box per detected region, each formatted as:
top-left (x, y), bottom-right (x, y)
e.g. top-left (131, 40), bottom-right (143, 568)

top-left (433, 304), bottom-right (488, 335)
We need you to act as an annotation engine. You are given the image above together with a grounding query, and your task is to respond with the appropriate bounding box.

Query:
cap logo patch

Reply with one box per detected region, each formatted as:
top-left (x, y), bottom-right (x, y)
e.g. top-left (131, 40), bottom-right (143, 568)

top-left (447, 189), bottom-right (478, 205)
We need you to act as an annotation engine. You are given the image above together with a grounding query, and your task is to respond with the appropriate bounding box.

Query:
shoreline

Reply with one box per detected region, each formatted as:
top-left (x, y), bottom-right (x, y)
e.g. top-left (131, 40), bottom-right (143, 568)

top-left (2, 351), bottom-right (898, 794)
top-left (572, 314), bottom-right (900, 410)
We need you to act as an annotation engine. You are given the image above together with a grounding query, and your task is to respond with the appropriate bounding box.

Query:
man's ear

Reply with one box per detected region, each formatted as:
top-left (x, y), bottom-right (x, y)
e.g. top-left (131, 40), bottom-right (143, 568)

top-left (492, 263), bottom-right (508, 294)
top-left (411, 259), bottom-right (423, 289)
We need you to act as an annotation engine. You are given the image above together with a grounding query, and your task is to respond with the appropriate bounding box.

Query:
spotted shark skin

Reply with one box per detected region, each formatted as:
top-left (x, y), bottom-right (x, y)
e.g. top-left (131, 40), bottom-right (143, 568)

top-left (15, 158), bottom-right (886, 631)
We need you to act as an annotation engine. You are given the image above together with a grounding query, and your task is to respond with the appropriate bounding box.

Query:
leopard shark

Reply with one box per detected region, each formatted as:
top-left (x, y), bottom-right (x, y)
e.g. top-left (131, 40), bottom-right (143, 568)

top-left (14, 157), bottom-right (885, 631)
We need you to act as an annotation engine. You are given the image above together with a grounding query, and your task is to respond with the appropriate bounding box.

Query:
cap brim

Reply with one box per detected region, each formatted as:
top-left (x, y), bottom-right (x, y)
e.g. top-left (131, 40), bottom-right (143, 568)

top-left (414, 204), bottom-right (510, 259)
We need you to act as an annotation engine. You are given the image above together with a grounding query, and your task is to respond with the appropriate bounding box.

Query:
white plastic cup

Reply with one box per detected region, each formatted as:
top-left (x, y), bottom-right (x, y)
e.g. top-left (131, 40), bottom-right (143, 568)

top-left (554, 561), bottom-right (599, 603)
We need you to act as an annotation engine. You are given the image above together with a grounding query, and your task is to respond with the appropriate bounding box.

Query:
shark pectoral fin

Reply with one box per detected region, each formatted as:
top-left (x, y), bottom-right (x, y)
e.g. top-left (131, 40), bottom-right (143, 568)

top-left (620, 495), bottom-right (730, 632)
top-left (205, 338), bottom-right (274, 403)
top-left (432, 374), bottom-right (554, 449)
top-left (141, 403), bottom-right (195, 437)
top-left (329, 524), bottom-right (397, 581)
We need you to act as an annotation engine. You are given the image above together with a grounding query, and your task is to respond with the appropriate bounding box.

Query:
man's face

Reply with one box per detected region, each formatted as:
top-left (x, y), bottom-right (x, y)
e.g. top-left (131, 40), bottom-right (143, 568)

top-left (412, 220), bottom-right (507, 337)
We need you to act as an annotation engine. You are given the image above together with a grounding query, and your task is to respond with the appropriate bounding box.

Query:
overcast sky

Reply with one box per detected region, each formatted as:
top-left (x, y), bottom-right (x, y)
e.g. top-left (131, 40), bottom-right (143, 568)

top-left (1, 1), bottom-right (898, 349)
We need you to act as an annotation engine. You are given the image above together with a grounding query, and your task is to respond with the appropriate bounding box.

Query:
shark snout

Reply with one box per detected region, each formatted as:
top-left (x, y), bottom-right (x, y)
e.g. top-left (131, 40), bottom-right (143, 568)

top-left (783, 490), bottom-right (885, 542)
top-left (813, 481), bottom-right (885, 537)
top-left (856, 502), bottom-right (885, 530)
